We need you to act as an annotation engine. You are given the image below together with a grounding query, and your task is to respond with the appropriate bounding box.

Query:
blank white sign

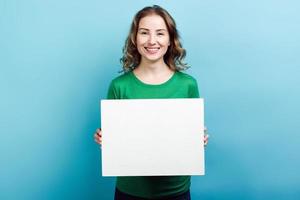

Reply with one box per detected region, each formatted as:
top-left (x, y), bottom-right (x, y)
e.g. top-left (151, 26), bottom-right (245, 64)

top-left (101, 98), bottom-right (205, 176)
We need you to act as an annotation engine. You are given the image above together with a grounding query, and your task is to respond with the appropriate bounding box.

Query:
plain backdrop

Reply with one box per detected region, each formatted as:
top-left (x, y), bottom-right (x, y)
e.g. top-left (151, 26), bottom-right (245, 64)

top-left (1, 0), bottom-right (300, 199)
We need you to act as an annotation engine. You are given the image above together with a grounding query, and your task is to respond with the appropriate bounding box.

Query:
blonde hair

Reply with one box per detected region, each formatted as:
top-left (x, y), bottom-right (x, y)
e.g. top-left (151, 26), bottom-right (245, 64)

top-left (120, 5), bottom-right (188, 72)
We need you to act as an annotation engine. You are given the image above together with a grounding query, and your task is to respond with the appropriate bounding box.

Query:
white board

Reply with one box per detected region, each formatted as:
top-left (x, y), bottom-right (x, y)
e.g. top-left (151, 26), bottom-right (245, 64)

top-left (101, 98), bottom-right (205, 176)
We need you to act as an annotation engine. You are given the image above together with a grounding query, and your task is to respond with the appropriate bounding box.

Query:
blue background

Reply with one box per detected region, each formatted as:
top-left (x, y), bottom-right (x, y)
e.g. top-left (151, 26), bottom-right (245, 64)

top-left (1, 0), bottom-right (300, 199)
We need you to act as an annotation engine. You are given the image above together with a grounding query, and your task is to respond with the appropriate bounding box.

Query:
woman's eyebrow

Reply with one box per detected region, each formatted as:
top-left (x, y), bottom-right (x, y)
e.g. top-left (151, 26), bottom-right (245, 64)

top-left (138, 28), bottom-right (167, 32)
top-left (138, 28), bottom-right (149, 31)
top-left (156, 29), bottom-right (167, 32)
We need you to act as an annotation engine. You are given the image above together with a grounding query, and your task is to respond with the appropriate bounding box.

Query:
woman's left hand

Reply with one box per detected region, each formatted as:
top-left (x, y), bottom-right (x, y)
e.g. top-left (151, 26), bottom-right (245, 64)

top-left (204, 127), bottom-right (209, 147)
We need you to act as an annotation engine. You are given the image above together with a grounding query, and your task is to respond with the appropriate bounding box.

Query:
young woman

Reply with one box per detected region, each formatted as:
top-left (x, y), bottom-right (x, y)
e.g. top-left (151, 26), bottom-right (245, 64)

top-left (94, 5), bottom-right (209, 200)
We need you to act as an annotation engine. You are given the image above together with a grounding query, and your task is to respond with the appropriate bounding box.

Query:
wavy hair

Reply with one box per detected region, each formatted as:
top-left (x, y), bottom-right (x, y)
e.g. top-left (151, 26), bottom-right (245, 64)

top-left (120, 5), bottom-right (188, 72)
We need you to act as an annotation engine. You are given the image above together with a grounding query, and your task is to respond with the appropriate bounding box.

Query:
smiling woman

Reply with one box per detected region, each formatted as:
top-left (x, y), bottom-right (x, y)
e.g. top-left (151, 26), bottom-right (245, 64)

top-left (93, 5), bottom-right (208, 200)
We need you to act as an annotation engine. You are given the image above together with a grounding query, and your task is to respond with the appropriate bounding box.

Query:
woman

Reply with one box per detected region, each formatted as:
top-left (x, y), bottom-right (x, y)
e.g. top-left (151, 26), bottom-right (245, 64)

top-left (94, 5), bottom-right (209, 200)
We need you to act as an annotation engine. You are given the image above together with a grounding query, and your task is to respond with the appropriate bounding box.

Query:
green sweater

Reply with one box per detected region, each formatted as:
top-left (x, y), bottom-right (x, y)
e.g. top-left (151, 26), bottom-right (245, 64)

top-left (106, 71), bottom-right (200, 199)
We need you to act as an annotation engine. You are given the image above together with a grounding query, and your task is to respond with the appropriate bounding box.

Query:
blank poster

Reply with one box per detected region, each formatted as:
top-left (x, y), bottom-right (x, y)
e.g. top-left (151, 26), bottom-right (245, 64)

top-left (101, 98), bottom-right (205, 176)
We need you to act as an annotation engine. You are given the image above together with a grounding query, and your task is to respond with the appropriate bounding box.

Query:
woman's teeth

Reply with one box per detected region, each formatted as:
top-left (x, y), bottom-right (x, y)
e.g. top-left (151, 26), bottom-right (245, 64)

top-left (145, 47), bottom-right (160, 53)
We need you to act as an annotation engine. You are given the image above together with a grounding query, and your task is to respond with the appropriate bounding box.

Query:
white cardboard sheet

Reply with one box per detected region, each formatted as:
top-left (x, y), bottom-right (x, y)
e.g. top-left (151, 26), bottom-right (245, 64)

top-left (101, 98), bottom-right (205, 176)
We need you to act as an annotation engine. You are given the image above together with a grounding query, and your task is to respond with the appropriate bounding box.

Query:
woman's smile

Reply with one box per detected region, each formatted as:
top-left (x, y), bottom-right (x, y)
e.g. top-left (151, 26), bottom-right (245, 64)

top-left (144, 46), bottom-right (161, 54)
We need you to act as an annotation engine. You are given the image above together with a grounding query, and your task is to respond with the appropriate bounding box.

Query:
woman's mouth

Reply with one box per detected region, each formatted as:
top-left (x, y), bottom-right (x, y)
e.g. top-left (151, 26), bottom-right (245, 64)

top-left (144, 47), bottom-right (160, 54)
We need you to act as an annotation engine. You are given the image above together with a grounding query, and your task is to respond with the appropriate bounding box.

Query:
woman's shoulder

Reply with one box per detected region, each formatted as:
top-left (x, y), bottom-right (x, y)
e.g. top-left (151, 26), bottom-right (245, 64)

top-left (176, 71), bottom-right (200, 97)
top-left (110, 71), bottom-right (133, 86)
top-left (176, 71), bottom-right (198, 84)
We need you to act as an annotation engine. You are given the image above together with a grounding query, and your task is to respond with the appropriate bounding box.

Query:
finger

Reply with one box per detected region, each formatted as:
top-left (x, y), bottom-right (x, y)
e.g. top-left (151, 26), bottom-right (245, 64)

top-left (203, 135), bottom-right (209, 147)
top-left (205, 134), bottom-right (209, 141)
top-left (94, 134), bottom-right (100, 141)
top-left (96, 131), bottom-right (102, 137)
top-left (94, 132), bottom-right (102, 138)
top-left (94, 133), bottom-right (100, 140)
top-left (96, 128), bottom-right (102, 134)
top-left (94, 138), bottom-right (101, 145)
top-left (95, 137), bottom-right (102, 144)
top-left (204, 138), bottom-right (208, 145)
top-left (94, 134), bottom-right (102, 144)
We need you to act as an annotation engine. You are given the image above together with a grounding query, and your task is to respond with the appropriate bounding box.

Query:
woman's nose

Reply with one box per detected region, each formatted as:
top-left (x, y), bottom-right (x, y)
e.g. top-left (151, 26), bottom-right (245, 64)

top-left (148, 34), bottom-right (156, 44)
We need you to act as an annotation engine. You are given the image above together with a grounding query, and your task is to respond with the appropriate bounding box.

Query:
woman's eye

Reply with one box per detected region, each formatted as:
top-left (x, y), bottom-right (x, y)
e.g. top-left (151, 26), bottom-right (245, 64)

top-left (140, 31), bottom-right (148, 35)
top-left (157, 32), bottom-right (164, 36)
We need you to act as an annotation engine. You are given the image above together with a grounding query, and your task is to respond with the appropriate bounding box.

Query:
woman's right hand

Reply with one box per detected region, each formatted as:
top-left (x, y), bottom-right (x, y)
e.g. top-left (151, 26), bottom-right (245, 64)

top-left (94, 128), bottom-right (102, 145)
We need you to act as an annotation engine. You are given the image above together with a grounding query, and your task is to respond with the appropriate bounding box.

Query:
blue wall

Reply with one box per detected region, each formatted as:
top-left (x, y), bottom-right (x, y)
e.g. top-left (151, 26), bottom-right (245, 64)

top-left (1, 0), bottom-right (300, 199)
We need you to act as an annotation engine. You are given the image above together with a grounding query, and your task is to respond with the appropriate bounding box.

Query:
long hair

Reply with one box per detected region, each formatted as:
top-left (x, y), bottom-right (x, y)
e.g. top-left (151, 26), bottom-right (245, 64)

top-left (120, 5), bottom-right (188, 72)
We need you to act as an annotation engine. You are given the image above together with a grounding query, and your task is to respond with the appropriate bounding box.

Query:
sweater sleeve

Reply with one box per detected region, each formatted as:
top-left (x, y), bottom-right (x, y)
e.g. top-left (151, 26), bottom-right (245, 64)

top-left (189, 78), bottom-right (200, 98)
top-left (106, 80), bottom-right (119, 99)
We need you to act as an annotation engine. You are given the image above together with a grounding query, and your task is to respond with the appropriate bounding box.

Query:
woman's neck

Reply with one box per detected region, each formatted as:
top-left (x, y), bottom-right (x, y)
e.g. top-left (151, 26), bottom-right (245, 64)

top-left (136, 59), bottom-right (172, 74)
top-left (133, 60), bottom-right (175, 84)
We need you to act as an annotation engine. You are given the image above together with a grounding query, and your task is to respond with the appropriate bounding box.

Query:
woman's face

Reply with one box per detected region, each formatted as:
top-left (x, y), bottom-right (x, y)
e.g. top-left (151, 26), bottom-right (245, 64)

top-left (136, 14), bottom-right (170, 64)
